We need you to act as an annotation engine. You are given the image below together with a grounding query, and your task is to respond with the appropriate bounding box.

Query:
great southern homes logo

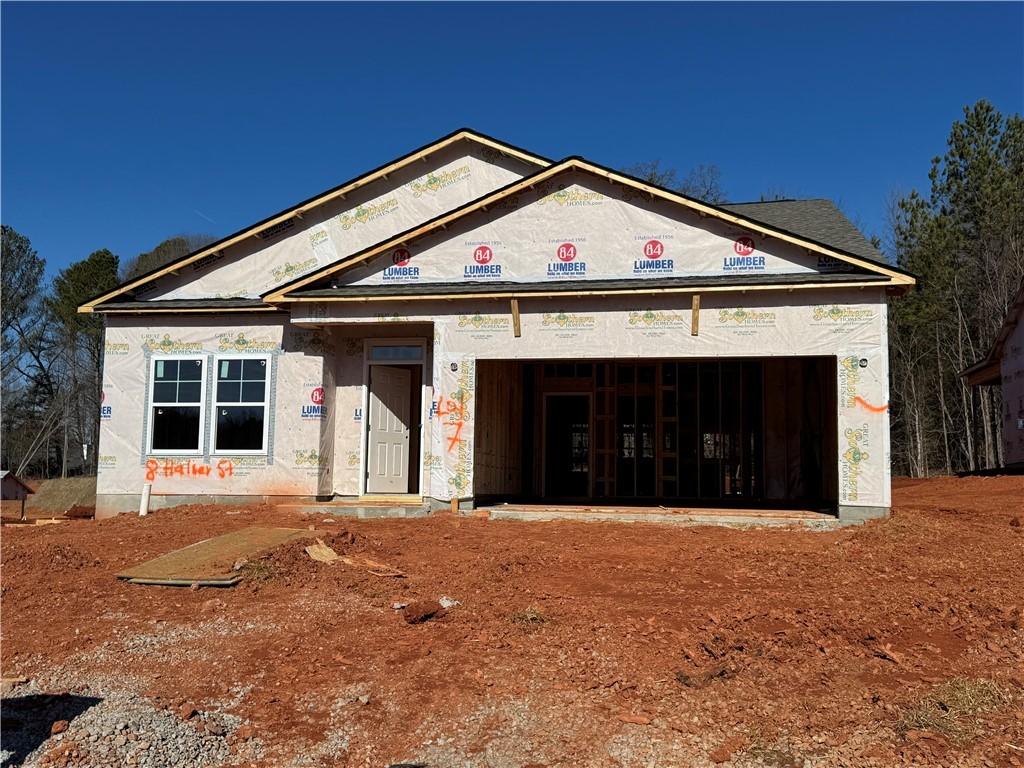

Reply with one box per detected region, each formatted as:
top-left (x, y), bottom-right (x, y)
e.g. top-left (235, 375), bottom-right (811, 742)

top-left (337, 198), bottom-right (399, 230)
top-left (294, 448), bottom-right (327, 467)
top-left (841, 425), bottom-right (871, 501)
top-left (457, 314), bottom-right (510, 332)
top-left (271, 258), bottom-right (318, 282)
top-left (813, 306), bottom-right (875, 323)
top-left (717, 309), bottom-right (777, 326)
top-left (288, 328), bottom-right (331, 355)
top-left (104, 340), bottom-right (130, 355)
top-left (540, 312), bottom-right (596, 330)
top-left (217, 333), bottom-right (278, 353)
top-left (142, 335), bottom-right (203, 354)
top-left (309, 229), bottom-right (330, 249)
top-left (407, 165), bottom-right (471, 197)
top-left (838, 355), bottom-right (868, 407)
top-left (537, 185), bottom-right (605, 207)
top-left (627, 309), bottom-right (687, 329)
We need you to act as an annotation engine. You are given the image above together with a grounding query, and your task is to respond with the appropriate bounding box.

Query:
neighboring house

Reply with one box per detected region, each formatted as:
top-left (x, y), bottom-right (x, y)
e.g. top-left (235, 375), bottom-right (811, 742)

top-left (79, 129), bottom-right (915, 521)
top-left (1, 470), bottom-right (35, 520)
top-left (963, 281), bottom-right (1024, 470)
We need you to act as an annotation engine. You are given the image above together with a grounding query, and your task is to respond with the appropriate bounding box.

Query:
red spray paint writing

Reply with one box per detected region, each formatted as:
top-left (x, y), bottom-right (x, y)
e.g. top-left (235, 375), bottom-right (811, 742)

top-left (145, 459), bottom-right (235, 482)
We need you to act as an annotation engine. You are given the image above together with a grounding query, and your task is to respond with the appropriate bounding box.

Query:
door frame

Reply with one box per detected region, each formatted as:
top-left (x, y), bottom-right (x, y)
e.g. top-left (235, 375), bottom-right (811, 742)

top-left (541, 391), bottom-right (593, 499)
top-left (360, 338), bottom-right (428, 497)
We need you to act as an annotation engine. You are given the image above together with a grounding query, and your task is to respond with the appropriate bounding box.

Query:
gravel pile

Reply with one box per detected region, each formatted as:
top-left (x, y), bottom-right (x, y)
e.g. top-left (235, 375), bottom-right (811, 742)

top-left (1, 680), bottom-right (260, 768)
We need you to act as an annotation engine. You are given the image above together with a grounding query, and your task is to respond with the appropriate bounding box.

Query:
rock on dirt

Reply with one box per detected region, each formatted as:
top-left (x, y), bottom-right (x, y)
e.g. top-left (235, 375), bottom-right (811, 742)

top-left (402, 600), bottom-right (446, 624)
top-left (674, 664), bottom-right (734, 689)
top-left (615, 713), bottom-right (651, 725)
top-left (709, 734), bottom-right (749, 763)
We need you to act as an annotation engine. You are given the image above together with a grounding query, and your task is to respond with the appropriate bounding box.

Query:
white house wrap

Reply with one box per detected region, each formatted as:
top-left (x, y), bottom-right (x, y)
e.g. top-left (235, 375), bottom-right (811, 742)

top-left (82, 130), bottom-right (913, 521)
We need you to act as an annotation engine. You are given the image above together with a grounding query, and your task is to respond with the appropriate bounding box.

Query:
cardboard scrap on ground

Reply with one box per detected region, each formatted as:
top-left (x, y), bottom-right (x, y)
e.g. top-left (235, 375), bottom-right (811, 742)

top-left (304, 539), bottom-right (404, 577)
top-left (118, 527), bottom-right (314, 587)
top-left (305, 539), bottom-right (341, 563)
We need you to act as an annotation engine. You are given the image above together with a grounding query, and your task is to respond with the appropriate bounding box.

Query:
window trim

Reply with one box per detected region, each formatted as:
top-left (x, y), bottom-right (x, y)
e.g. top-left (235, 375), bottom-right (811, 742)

top-left (147, 355), bottom-right (207, 456)
top-left (211, 353), bottom-right (272, 456)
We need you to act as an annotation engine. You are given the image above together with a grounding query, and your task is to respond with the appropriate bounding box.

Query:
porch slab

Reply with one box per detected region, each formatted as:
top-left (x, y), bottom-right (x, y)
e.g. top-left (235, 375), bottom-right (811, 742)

top-left (476, 504), bottom-right (854, 529)
top-left (275, 498), bottom-right (431, 518)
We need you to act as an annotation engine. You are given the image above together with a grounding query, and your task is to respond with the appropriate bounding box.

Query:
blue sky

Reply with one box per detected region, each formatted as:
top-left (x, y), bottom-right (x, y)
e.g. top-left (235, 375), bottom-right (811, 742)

top-left (2, 2), bottom-right (1022, 278)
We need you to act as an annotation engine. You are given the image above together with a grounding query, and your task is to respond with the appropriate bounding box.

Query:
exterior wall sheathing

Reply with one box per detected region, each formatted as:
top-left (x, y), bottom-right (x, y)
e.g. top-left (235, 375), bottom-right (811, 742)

top-left (290, 286), bottom-right (892, 512)
top-left (97, 288), bottom-right (890, 516)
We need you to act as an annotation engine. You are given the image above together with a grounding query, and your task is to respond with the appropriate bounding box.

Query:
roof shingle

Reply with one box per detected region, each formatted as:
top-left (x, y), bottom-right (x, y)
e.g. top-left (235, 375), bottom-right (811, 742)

top-left (721, 199), bottom-right (887, 266)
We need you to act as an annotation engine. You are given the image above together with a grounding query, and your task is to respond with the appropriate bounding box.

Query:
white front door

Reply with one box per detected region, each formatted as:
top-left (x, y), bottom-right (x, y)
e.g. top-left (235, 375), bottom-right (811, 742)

top-left (366, 365), bottom-right (412, 494)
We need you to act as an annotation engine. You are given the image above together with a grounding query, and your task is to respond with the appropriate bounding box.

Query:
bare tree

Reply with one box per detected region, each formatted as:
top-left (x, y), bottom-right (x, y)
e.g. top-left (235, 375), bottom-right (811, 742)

top-left (625, 161), bottom-right (726, 203)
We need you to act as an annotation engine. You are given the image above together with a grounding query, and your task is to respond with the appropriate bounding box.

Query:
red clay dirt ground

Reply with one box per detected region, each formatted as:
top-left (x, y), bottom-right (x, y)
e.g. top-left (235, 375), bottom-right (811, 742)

top-left (1, 475), bottom-right (1022, 767)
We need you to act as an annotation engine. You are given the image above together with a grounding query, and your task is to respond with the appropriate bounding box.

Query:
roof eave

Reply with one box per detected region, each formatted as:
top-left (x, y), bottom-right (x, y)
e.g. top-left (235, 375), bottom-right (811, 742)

top-left (961, 359), bottom-right (1001, 386)
top-left (281, 276), bottom-right (897, 304)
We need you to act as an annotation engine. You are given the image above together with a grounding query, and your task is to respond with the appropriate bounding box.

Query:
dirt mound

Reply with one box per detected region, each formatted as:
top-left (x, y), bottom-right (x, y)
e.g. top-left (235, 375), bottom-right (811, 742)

top-left (259, 529), bottom-right (362, 572)
top-left (25, 476), bottom-right (96, 516)
top-left (239, 528), bottom-right (406, 598)
top-left (2, 540), bottom-right (98, 572)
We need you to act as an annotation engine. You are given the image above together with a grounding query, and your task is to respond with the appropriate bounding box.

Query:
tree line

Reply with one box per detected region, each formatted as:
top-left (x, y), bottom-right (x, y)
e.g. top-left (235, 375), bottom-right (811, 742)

top-left (1, 232), bottom-right (212, 478)
top-left (888, 100), bottom-right (1023, 475)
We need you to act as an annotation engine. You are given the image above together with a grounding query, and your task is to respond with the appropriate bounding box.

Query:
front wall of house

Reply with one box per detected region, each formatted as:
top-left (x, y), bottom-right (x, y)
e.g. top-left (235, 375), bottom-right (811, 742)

top-left (1001, 313), bottom-right (1024, 466)
top-left (142, 141), bottom-right (538, 301)
top-left (336, 170), bottom-right (862, 288)
top-left (98, 289), bottom-right (891, 511)
top-left (297, 286), bottom-right (891, 509)
top-left (98, 315), bottom-right (336, 501)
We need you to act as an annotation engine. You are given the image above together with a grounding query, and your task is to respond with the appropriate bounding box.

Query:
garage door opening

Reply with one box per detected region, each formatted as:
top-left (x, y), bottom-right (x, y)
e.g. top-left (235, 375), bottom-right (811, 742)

top-left (473, 358), bottom-right (838, 511)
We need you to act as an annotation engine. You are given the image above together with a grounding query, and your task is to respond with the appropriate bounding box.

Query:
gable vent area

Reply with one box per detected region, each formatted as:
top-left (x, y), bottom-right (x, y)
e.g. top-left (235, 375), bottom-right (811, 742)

top-left (258, 219), bottom-right (297, 240)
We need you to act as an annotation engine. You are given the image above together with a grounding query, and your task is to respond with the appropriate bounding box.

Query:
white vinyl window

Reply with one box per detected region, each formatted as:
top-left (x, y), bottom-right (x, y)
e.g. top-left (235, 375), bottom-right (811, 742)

top-left (148, 357), bottom-right (206, 454)
top-left (212, 355), bottom-right (271, 454)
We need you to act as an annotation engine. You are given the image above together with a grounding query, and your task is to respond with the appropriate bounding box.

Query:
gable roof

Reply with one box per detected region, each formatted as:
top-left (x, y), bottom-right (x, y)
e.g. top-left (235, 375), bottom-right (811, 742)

top-left (962, 278), bottom-right (1024, 386)
top-left (721, 199), bottom-right (886, 266)
top-left (266, 156), bottom-right (916, 302)
top-left (1, 470), bottom-right (35, 494)
top-left (78, 129), bottom-right (552, 313)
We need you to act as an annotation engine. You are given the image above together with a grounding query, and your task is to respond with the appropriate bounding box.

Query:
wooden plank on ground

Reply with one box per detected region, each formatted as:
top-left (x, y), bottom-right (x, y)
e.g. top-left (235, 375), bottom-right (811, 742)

top-left (117, 527), bottom-right (315, 585)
